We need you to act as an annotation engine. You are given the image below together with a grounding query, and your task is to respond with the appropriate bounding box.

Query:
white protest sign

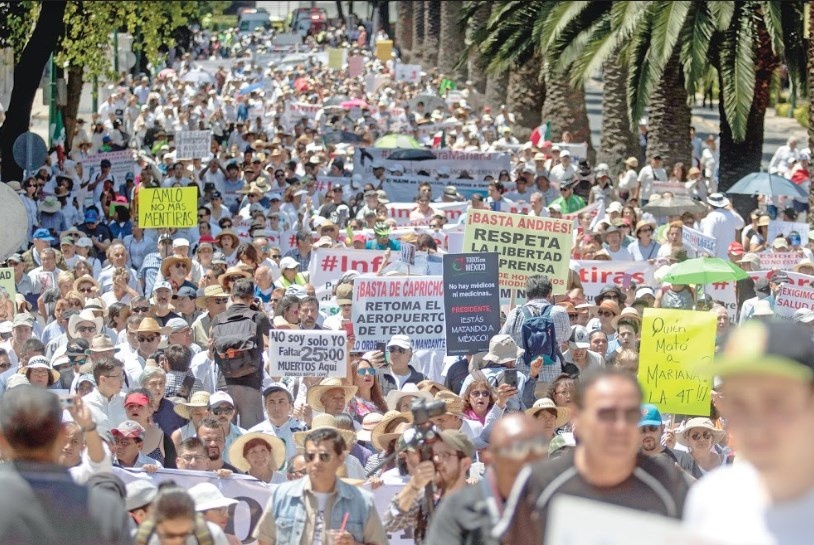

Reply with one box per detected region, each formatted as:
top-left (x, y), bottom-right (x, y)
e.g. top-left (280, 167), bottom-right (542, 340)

top-left (682, 226), bottom-right (716, 256)
top-left (572, 260), bottom-right (656, 303)
top-left (353, 147), bottom-right (511, 180)
top-left (446, 230), bottom-right (464, 253)
top-left (114, 468), bottom-right (269, 545)
top-left (758, 251), bottom-right (801, 270)
top-left (554, 142), bottom-right (589, 161)
top-left (81, 150), bottom-right (134, 185)
top-left (774, 282), bottom-right (814, 320)
top-left (395, 63), bottom-right (422, 83)
top-left (767, 220), bottom-right (808, 242)
top-left (284, 101), bottom-right (321, 128)
top-left (307, 247), bottom-right (387, 302)
top-left (268, 329), bottom-right (348, 377)
top-left (352, 275), bottom-right (446, 353)
top-left (175, 130), bottom-right (212, 160)
top-left (748, 269), bottom-right (814, 287)
top-left (386, 201), bottom-right (468, 226)
top-left (705, 281), bottom-right (738, 323)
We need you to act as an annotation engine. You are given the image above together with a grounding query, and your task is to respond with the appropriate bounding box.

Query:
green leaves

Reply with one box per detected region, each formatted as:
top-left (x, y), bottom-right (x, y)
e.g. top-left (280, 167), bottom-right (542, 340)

top-left (718, 3), bottom-right (756, 141)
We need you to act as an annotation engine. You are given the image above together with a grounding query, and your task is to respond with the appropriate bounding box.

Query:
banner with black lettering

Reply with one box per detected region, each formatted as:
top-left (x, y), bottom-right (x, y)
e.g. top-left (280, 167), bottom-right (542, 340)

top-left (353, 147), bottom-right (511, 180)
top-left (268, 329), bottom-right (348, 377)
top-left (443, 253), bottom-right (501, 355)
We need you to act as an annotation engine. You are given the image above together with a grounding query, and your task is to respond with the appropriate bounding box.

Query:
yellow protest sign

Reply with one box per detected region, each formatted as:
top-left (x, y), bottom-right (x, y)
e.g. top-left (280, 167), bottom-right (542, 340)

top-left (138, 187), bottom-right (197, 228)
top-left (327, 48), bottom-right (344, 69)
top-left (0, 267), bottom-right (17, 316)
top-left (462, 209), bottom-right (572, 296)
top-left (637, 308), bottom-right (715, 416)
top-left (375, 40), bottom-right (393, 62)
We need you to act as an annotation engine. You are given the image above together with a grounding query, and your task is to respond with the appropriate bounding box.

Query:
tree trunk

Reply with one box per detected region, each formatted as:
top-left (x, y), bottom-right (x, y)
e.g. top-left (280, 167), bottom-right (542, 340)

top-left (808, 0), bottom-right (814, 230)
top-left (411, 0), bottom-right (425, 66)
top-left (377, 1), bottom-right (391, 40)
top-left (423, 0), bottom-right (441, 70)
top-left (542, 65), bottom-right (596, 163)
top-left (598, 52), bottom-right (639, 176)
top-left (506, 54), bottom-right (544, 142)
top-left (335, 1), bottom-right (345, 25)
top-left (645, 54), bottom-right (692, 170)
top-left (63, 64), bottom-right (84, 152)
top-left (0, 1), bottom-right (67, 182)
top-left (395, 1), bottom-right (413, 61)
top-left (466, 2), bottom-right (489, 94)
top-left (439, 0), bottom-right (465, 81)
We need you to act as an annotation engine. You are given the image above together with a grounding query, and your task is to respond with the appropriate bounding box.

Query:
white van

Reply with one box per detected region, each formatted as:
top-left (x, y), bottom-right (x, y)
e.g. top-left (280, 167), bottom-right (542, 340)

top-left (237, 8), bottom-right (271, 35)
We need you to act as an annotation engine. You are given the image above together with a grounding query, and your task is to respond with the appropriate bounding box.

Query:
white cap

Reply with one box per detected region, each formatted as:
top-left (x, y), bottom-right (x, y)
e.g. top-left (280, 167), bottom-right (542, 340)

top-left (635, 287), bottom-right (656, 300)
top-left (75, 237), bottom-right (93, 248)
top-left (209, 391), bottom-right (235, 407)
top-left (560, 150), bottom-right (571, 157)
top-left (188, 483), bottom-right (239, 512)
top-left (172, 238), bottom-right (190, 248)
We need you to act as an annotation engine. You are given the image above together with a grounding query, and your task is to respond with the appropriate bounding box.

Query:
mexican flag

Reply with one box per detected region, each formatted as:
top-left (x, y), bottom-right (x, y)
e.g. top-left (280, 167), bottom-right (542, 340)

top-left (51, 109), bottom-right (65, 161)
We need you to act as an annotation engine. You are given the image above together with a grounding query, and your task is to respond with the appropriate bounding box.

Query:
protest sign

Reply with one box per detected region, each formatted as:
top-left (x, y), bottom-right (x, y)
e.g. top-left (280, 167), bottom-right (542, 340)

top-left (284, 101), bottom-right (321, 128)
top-left (114, 468), bottom-right (269, 545)
top-left (767, 220), bottom-right (808, 243)
top-left (0, 267), bottom-right (16, 316)
top-left (446, 230), bottom-right (464, 254)
top-left (462, 209), bottom-right (573, 296)
top-left (774, 282), bottom-right (814, 320)
top-left (651, 180), bottom-right (689, 196)
top-left (81, 150), bottom-right (134, 185)
top-left (748, 269), bottom-right (814, 287)
top-left (137, 187), bottom-right (197, 228)
top-left (572, 260), bottom-right (656, 303)
top-left (327, 47), bottom-right (344, 69)
top-left (348, 55), bottom-right (364, 77)
top-left (175, 130), bottom-right (212, 160)
top-left (443, 253), bottom-right (500, 355)
top-left (375, 40), bottom-right (393, 62)
top-left (758, 251), bottom-right (801, 270)
top-left (386, 201), bottom-right (468, 226)
top-left (638, 308), bottom-right (715, 416)
top-left (395, 63), bottom-right (422, 83)
top-left (352, 275), bottom-right (446, 352)
top-left (308, 247), bottom-right (387, 302)
top-left (353, 147), bottom-right (511, 180)
top-left (401, 242), bottom-right (416, 265)
top-left (370, 482), bottom-right (417, 545)
top-left (682, 226), bottom-right (716, 256)
top-left (705, 280), bottom-right (738, 323)
top-left (554, 142), bottom-right (589, 161)
top-left (268, 329), bottom-right (348, 378)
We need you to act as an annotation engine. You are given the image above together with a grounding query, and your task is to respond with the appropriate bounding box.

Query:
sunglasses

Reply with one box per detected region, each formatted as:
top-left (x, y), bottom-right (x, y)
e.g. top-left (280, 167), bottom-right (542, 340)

top-left (132, 307), bottom-right (150, 313)
top-left (213, 297), bottom-right (229, 304)
top-left (305, 451), bottom-right (333, 462)
top-left (388, 347), bottom-right (407, 353)
top-left (68, 356), bottom-right (87, 364)
top-left (470, 390), bottom-right (491, 398)
top-left (638, 227), bottom-right (653, 233)
top-left (597, 311), bottom-right (615, 317)
top-left (596, 407), bottom-right (642, 425)
top-left (356, 367), bottom-right (376, 376)
top-left (212, 406), bottom-right (234, 416)
top-left (567, 313), bottom-right (578, 319)
top-left (78, 287), bottom-right (95, 294)
top-left (77, 326), bottom-right (97, 333)
top-left (174, 263), bottom-right (188, 269)
top-left (640, 425), bottom-right (660, 433)
top-left (690, 431), bottom-right (713, 441)
top-left (138, 335), bottom-right (159, 343)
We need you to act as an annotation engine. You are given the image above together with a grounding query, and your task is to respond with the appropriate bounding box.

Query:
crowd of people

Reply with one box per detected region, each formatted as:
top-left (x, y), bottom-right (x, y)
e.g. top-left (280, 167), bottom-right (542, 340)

top-left (0, 12), bottom-right (812, 545)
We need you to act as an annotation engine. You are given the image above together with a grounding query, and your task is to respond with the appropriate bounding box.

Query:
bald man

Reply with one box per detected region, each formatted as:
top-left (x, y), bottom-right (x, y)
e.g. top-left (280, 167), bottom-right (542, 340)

top-left (426, 413), bottom-right (549, 544)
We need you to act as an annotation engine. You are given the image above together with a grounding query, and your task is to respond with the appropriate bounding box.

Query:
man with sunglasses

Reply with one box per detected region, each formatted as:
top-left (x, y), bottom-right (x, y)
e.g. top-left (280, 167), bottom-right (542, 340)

top-left (377, 335), bottom-right (426, 397)
top-left (502, 368), bottom-right (689, 544)
top-left (639, 404), bottom-right (694, 474)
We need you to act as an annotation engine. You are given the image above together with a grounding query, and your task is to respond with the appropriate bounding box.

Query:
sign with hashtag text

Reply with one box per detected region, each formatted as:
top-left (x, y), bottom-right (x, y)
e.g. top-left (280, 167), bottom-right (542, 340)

top-left (268, 329), bottom-right (348, 378)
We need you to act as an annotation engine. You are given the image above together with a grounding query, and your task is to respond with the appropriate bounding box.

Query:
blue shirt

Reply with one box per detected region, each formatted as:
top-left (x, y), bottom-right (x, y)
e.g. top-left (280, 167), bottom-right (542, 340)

top-left (366, 238), bottom-right (401, 251)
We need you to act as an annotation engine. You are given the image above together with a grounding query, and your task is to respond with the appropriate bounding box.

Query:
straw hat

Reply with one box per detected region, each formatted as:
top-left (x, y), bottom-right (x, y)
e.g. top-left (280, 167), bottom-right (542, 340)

top-left (385, 383), bottom-right (433, 411)
top-left (73, 275), bottom-right (100, 293)
top-left (793, 258), bottom-right (814, 273)
top-left (435, 391), bottom-right (466, 418)
top-left (677, 417), bottom-right (726, 446)
top-left (612, 307), bottom-right (641, 329)
top-left (135, 316), bottom-right (168, 335)
top-left (39, 195), bottom-right (61, 214)
top-left (173, 391), bottom-right (211, 419)
top-left (215, 229), bottom-right (240, 247)
top-left (188, 483), bottom-right (239, 512)
top-left (160, 255), bottom-right (192, 278)
top-left (218, 265), bottom-right (251, 288)
top-left (228, 432), bottom-right (287, 472)
top-left (195, 284), bottom-right (228, 309)
top-left (357, 412), bottom-right (385, 443)
top-left (85, 334), bottom-right (121, 354)
top-left (370, 410), bottom-right (413, 451)
top-left (524, 397), bottom-right (570, 427)
top-left (293, 414), bottom-right (356, 448)
top-left (19, 355), bottom-right (59, 383)
top-left (306, 377), bottom-right (358, 412)
top-left (67, 309), bottom-right (104, 338)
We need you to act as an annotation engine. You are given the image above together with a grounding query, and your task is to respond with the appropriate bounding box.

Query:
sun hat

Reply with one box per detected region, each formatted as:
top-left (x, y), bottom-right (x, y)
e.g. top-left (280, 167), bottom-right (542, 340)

top-left (38, 195), bottom-right (61, 214)
top-left (67, 309), bottom-right (103, 338)
top-left (793, 258), bottom-right (814, 273)
top-left (111, 420), bottom-right (145, 440)
top-left (612, 307), bottom-right (642, 329)
top-left (482, 334), bottom-right (524, 364)
top-left (85, 334), bottom-right (121, 354)
top-left (677, 417), bottom-right (726, 446)
top-left (20, 355), bottom-right (60, 382)
top-left (639, 404), bottom-right (663, 427)
top-left (707, 193), bottom-right (730, 208)
top-left (135, 316), bottom-right (168, 335)
top-left (568, 325), bottom-right (591, 349)
top-left (634, 220), bottom-right (656, 237)
top-left (624, 157), bottom-right (639, 168)
top-left (737, 252), bottom-right (760, 268)
top-left (597, 299), bottom-right (621, 317)
top-left (385, 383), bottom-right (433, 412)
top-left (524, 397), bottom-right (570, 427)
top-left (370, 410), bottom-right (413, 451)
top-left (293, 413), bottom-right (356, 448)
top-left (306, 377), bottom-right (358, 412)
top-left (438, 429), bottom-right (475, 458)
top-left (217, 265), bottom-right (252, 288)
top-left (160, 255), bottom-right (192, 278)
top-left (215, 229), bottom-right (240, 246)
top-left (606, 201), bottom-right (624, 214)
top-left (357, 412), bottom-right (385, 443)
top-left (228, 432), bottom-right (287, 472)
top-left (435, 391), bottom-right (466, 418)
top-left (188, 483), bottom-right (239, 512)
top-left (173, 391), bottom-right (211, 419)
top-left (125, 480), bottom-right (158, 511)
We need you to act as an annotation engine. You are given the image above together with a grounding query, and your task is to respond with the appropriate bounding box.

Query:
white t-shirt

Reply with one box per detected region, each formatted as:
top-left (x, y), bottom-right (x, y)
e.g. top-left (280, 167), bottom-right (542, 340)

top-left (312, 491), bottom-right (331, 545)
top-left (684, 461), bottom-right (814, 545)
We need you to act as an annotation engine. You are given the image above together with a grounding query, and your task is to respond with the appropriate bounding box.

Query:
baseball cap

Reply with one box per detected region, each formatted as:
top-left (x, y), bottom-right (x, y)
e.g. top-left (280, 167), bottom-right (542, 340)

top-left (153, 280), bottom-right (172, 292)
top-left (172, 238), bottom-right (190, 248)
top-left (387, 335), bottom-right (412, 350)
top-left (755, 277), bottom-right (771, 295)
top-left (262, 382), bottom-right (292, 401)
top-left (438, 429), bottom-right (475, 458)
top-left (727, 242), bottom-right (744, 256)
top-left (709, 321), bottom-right (814, 382)
top-left (639, 404), bottom-right (662, 427)
top-left (569, 325), bottom-right (591, 349)
top-left (84, 209), bottom-right (99, 223)
top-left (635, 287), bottom-right (655, 300)
top-left (66, 339), bottom-right (89, 357)
top-left (126, 480), bottom-right (158, 512)
top-left (792, 308), bottom-right (814, 324)
top-left (32, 228), bottom-right (55, 241)
top-left (165, 317), bottom-right (190, 332)
top-left (124, 392), bottom-right (149, 407)
top-left (209, 391), bottom-right (235, 407)
top-left (111, 420), bottom-right (145, 440)
top-left (174, 286), bottom-right (197, 299)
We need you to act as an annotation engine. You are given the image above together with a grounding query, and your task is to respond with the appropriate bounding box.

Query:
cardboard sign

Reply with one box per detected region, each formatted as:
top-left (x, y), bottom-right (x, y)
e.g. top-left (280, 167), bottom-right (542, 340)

top-left (352, 276), bottom-right (446, 352)
top-left (268, 329), bottom-right (348, 378)
top-left (757, 251), bottom-right (802, 270)
top-left (0, 267), bottom-right (16, 316)
top-left (81, 150), bottom-right (134, 186)
top-left (774, 283), bottom-right (814, 320)
top-left (174, 130), bottom-right (212, 160)
top-left (307, 247), bottom-right (387, 303)
top-left (638, 308), bottom-right (715, 416)
top-left (572, 260), bottom-right (656, 303)
top-left (375, 39), bottom-right (393, 62)
top-left (462, 209), bottom-right (573, 296)
top-left (327, 47), bottom-right (344, 69)
top-left (137, 187), bottom-right (198, 228)
top-left (443, 253), bottom-right (500, 355)
top-left (682, 226), bottom-right (716, 256)
top-left (348, 55), bottom-right (364, 78)
top-left (395, 63), bottom-right (422, 83)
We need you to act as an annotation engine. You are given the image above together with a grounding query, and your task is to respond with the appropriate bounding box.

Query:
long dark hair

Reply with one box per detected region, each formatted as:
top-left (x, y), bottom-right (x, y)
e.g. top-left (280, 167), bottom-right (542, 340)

top-left (350, 358), bottom-right (387, 413)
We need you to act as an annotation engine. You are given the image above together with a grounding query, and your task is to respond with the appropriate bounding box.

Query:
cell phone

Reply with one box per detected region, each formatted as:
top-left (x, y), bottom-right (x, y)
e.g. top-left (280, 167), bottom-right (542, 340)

top-left (342, 320), bottom-right (354, 338)
top-left (500, 369), bottom-right (518, 388)
top-left (58, 393), bottom-right (75, 410)
top-left (374, 341), bottom-right (387, 363)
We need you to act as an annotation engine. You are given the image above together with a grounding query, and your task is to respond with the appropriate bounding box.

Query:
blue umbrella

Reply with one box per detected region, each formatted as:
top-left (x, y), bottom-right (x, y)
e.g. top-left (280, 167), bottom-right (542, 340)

top-left (726, 172), bottom-right (807, 198)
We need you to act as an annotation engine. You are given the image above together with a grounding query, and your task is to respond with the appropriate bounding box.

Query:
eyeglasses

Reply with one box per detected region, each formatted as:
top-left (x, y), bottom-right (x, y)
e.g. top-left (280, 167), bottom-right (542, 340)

top-left (174, 263), bottom-right (188, 269)
top-left (132, 306), bottom-right (150, 313)
top-left (305, 451), bottom-right (333, 462)
top-left (434, 450), bottom-right (465, 462)
top-left (271, 254), bottom-right (281, 259)
top-left (638, 227), bottom-right (653, 233)
top-left (567, 313), bottom-right (578, 319)
top-left (179, 454), bottom-right (208, 463)
top-left (77, 326), bottom-right (97, 333)
top-left (604, 293), bottom-right (620, 299)
top-left (470, 390), bottom-right (491, 398)
top-left (212, 406), bottom-right (234, 416)
top-left (690, 431), bottom-right (713, 441)
top-left (213, 297), bottom-right (229, 304)
top-left (554, 388), bottom-right (574, 397)
top-left (596, 407), bottom-right (643, 425)
top-left (640, 425), bottom-right (661, 433)
top-left (356, 367), bottom-right (376, 376)
top-left (388, 347), bottom-right (407, 353)
top-left (493, 437), bottom-right (549, 461)
top-left (78, 287), bottom-right (95, 294)
top-left (138, 335), bottom-right (159, 343)
top-left (597, 311), bottom-right (615, 317)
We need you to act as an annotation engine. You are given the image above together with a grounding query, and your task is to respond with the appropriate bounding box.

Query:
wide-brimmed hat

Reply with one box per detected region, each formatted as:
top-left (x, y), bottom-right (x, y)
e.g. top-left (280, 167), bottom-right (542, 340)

top-left (215, 229), bottom-right (240, 246)
top-left (624, 157), bottom-right (639, 168)
top-left (525, 397), bottom-right (570, 427)
top-left (135, 316), bottom-right (168, 335)
top-left (73, 275), bottom-right (100, 293)
top-left (356, 412), bottom-right (385, 443)
top-left (293, 413), bottom-right (356, 448)
top-left (335, 284), bottom-right (353, 306)
top-left (677, 417), bottom-right (726, 446)
top-left (195, 284), bottom-right (228, 309)
top-left (19, 355), bottom-right (60, 383)
top-left (612, 307), bottom-right (641, 329)
top-left (597, 300), bottom-right (621, 317)
top-left (218, 265), bottom-right (251, 288)
top-left (482, 334), bottom-right (523, 364)
top-left (160, 255), bottom-right (192, 278)
top-left (67, 309), bottom-right (104, 338)
top-left (38, 195), bottom-right (61, 214)
top-left (793, 258), bottom-right (814, 273)
top-left (228, 432), bottom-right (287, 472)
top-left (634, 220), bottom-right (656, 237)
top-left (306, 377), bottom-right (358, 412)
top-left (173, 391), bottom-right (211, 419)
top-left (188, 483), bottom-right (239, 512)
top-left (707, 193), bottom-right (730, 208)
top-left (385, 383), bottom-right (433, 411)
top-left (370, 410), bottom-right (413, 451)
top-left (435, 391), bottom-right (466, 418)
top-left (85, 334), bottom-right (121, 354)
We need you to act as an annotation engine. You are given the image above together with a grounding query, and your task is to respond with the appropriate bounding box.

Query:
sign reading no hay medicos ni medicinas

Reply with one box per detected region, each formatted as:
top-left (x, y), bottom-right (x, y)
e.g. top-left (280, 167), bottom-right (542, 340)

top-left (462, 209), bottom-right (573, 296)
top-left (138, 187), bottom-right (198, 228)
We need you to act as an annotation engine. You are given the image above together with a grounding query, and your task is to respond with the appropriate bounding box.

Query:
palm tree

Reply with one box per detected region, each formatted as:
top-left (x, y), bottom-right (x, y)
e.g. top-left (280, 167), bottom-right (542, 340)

top-left (395, 1), bottom-right (413, 63)
top-left (439, 0), bottom-right (466, 81)
top-left (542, 64), bottom-right (595, 162)
top-left (411, 0), bottom-right (425, 66)
top-left (465, 2), bottom-right (490, 93)
top-left (507, 53), bottom-right (544, 141)
top-left (644, 54), bottom-right (692, 168)
top-left (423, 1), bottom-right (441, 68)
top-left (598, 50), bottom-right (639, 174)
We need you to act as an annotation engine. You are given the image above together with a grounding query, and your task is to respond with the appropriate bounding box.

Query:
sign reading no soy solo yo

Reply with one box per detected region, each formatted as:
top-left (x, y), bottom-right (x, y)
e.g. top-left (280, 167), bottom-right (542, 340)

top-left (443, 253), bottom-right (500, 355)
top-left (138, 187), bottom-right (198, 228)
top-left (268, 329), bottom-right (347, 378)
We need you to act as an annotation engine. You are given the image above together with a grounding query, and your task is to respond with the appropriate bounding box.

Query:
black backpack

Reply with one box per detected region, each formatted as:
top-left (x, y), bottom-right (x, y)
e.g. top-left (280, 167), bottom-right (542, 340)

top-left (211, 307), bottom-right (261, 378)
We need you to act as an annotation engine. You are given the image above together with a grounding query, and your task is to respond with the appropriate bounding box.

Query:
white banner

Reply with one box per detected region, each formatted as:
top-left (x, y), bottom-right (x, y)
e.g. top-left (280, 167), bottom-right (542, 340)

top-left (114, 468), bottom-right (269, 545)
top-left (352, 275), bottom-right (446, 352)
top-left (767, 220), bottom-right (808, 243)
top-left (308, 247), bottom-right (388, 302)
top-left (268, 329), bottom-right (348, 377)
top-left (572, 260), bottom-right (656, 304)
top-left (385, 201), bottom-right (468, 226)
top-left (757, 251), bottom-right (802, 270)
top-left (748, 270), bottom-right (814, 287)
top-left (284, 100), bottom-right (321, 128)
top-left (81, 150), bottom-right (134, 185)
top-left (704, 280), bottom-right (738, 323)
top-left (682, 226), bottom-right (716, 256)
top-left (353, 147), bottom-right (511, 180)
top-left (774, 283), bottom-right (814, 320)
top-left (395, 63), bottom-right (422, 83)
top-left (554, 142), bottom-right (589, 162)
top-left (175, 130), bottom-right (212, 160)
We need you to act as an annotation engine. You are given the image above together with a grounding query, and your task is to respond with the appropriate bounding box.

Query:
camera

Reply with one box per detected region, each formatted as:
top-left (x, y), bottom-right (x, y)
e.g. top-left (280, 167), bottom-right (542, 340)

top-left (410, 398), bottom-right (446, 426)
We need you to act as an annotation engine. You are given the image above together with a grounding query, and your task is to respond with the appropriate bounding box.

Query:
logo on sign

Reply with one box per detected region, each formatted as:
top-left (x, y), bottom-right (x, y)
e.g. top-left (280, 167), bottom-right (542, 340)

top-left (453, 255), bottom-right (487, 273)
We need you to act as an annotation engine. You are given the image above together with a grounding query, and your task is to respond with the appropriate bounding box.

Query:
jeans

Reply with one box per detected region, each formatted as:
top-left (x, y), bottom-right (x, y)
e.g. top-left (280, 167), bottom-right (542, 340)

top-left (226, 383), bottom-right (264, 428)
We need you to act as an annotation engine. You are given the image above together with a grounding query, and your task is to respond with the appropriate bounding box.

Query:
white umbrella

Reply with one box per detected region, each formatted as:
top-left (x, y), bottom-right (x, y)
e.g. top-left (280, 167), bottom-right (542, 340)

top-left (181, 69), bottom-right (214, 84)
